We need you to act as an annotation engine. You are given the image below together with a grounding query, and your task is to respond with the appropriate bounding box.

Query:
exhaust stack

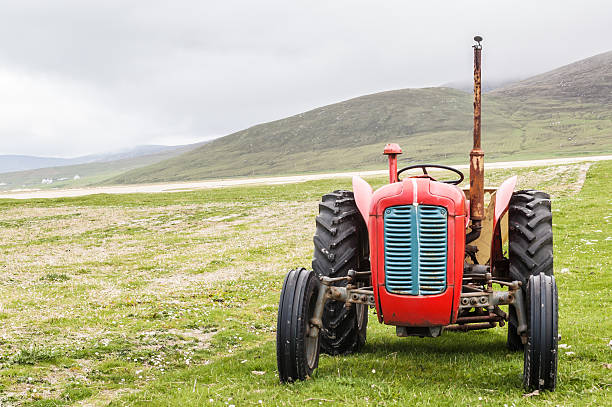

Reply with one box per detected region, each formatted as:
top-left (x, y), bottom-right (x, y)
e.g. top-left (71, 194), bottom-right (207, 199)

top-left (467, 35), bottom-right (484, 243)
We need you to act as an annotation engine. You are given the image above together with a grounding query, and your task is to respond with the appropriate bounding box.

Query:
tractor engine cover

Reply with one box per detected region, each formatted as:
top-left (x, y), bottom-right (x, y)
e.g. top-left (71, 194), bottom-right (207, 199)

top-left (368, 177), bottom-right (466, 327)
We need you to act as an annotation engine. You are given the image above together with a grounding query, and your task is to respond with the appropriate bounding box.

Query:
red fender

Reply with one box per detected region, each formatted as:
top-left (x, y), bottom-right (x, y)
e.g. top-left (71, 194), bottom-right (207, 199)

top-left (352, 176), bottom-right (373, 226)
top-left (494, 176), bottom-right (518, 224)
top-left (490, 176), bottom-right (517, 262)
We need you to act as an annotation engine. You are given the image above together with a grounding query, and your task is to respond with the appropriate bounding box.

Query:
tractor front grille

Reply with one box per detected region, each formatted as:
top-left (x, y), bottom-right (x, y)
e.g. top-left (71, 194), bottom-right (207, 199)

top-left (383, 205), bottom-right (448, 295)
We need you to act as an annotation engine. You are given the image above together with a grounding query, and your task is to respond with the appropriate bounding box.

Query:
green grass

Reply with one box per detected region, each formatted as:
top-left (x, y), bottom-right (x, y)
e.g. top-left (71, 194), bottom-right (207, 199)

top-left (0, 162), bottom-right (609, 405)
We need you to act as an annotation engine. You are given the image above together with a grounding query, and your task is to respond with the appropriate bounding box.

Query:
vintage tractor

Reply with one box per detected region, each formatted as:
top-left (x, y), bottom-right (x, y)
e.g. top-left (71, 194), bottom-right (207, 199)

top-left (276, 36), bottom-right (558, 391)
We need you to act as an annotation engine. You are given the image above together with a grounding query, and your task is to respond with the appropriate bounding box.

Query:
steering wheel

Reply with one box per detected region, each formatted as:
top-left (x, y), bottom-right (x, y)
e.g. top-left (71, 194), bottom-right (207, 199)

top-left (397, 164), bottom-right (464, 185)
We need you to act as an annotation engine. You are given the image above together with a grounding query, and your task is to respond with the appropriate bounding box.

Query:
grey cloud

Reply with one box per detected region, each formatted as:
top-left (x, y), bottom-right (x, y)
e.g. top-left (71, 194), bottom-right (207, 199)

top-left (0, 0), bottom-right (610, 157)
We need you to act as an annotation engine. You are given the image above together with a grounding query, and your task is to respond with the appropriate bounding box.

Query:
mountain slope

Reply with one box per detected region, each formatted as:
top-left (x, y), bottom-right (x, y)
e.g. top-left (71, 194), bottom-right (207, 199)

top-left (0, 155), bottom-right (74, 173)
top-left (0, 143), bottom-right (206, 190)
top-left (0, 144), bottom-right (187, 174)
top-left (110, 51), bottom-right (612, 183)
top-left (490, 51), bottom-right (612, 103)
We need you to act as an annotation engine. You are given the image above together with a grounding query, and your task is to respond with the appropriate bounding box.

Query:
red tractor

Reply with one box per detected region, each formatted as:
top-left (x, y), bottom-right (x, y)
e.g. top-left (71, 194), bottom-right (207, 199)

top-left (276, 36), bottom-right (558, 391)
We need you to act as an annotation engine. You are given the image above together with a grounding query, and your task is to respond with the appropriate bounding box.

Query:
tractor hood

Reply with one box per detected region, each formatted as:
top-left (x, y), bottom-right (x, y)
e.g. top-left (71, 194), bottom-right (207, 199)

top-left (352, 176), bottom-right (467, 229)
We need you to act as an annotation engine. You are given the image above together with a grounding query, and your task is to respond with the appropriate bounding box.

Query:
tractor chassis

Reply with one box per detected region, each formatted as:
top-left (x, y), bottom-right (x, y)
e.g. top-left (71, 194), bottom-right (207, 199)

top-left (307, 269), bottom-right (528, 342)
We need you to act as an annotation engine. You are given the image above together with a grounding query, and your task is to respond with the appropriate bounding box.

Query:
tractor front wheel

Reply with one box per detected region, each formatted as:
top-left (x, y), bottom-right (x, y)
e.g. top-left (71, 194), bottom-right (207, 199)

top-left (523, 272), bottom-right (558, 391)
top-left (507, 190), bottom-right (553, 351)
top-left (276, 268), bottom-right (321, 382)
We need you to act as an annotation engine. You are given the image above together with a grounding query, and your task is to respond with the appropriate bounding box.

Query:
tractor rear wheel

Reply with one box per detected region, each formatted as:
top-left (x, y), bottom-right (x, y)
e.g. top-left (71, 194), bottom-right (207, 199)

top-left (276, 268), bottom-right (321, 382)
top-left (523, 272), bottom-right (558, 391)
top-left (313, 190), bottom-right (369, 355)
top-left (507, 190), bottom-right (554, 351)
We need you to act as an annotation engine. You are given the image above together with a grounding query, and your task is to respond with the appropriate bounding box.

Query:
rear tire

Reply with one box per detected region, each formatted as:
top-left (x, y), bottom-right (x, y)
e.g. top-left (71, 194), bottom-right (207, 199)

top-left (313, 190), bottom-right (369, 355)
top-left (276, 268), bottom-right (321, 382)
top-left (523, 273), bottom-right (558, 391)
top-left (507, 190), bottom-right (553, 351)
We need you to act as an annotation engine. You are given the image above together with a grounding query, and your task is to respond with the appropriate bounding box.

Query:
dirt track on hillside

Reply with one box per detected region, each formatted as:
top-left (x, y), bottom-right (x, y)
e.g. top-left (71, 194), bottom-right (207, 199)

top-left (1, 155), bottom-right (611, 200)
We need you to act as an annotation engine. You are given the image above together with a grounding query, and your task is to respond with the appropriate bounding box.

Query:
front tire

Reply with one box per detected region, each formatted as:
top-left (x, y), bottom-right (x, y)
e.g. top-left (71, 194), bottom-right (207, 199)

top-left (312, 190), bottom-right (369, 355)
top-left (507, 190), bottom-right (554, 351)
top-left (523, 273), bottom-right (558, 391)
top-left (276, 268), bottom-right (321, 382)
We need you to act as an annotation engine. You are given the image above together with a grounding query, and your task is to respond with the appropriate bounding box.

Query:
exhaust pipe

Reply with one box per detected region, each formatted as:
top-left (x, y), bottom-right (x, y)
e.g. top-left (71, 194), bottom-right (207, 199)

top-left (467, 35), bottom-right (484, 244)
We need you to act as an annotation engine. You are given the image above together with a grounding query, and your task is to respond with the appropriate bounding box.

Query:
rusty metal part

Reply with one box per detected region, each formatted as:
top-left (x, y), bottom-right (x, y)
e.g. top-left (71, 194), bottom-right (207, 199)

top-left (469, 150), bottom-right (484, 220)
top-left (459, 285), bottom-right (518, 309)
top-left (461, 186), bottom-right (498, 197)
top-left (307, 272), bottom-right (376, 338)
top-left (445, 322), bottom-right (495, 331)
top-left (463, 263), bottom-right (489, 275)
top-left (512, 287), bottom-right (528, 342)
top-left (347, 269), bottom-right (372, 283)
top-left (455, 314), bottom-right (502, 324)
top-left (308, 278), bottom-right (329, 338)
top-left (469, 35), bottom-right (485, 234)
top-left (328, 286), bottom-right (376, 306)
top-left (452, 268), bottom-right (528, 339)
top-left (491, 305), bottom-right (507, 319)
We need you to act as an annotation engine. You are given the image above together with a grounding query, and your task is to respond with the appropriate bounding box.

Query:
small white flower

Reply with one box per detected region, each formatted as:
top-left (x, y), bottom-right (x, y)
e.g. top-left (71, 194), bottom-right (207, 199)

top-left (371, 369), bottom-right (376, 374)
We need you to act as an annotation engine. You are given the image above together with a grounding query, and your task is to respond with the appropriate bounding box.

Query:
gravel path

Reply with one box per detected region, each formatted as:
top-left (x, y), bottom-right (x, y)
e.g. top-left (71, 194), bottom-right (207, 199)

top-left (1, 155), bottom-right (611, 200)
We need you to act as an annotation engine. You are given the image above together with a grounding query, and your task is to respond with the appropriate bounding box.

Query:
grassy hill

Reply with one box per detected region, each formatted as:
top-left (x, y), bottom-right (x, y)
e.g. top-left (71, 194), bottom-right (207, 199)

top-left (107, 51), bottom-right (612, 183)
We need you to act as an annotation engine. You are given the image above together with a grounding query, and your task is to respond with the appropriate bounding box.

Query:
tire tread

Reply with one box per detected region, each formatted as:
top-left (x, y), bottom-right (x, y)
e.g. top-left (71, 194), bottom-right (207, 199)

top-left (507, 190), bottom-right (554, 352)
top-left (312, 190), bottom-right (368, 355)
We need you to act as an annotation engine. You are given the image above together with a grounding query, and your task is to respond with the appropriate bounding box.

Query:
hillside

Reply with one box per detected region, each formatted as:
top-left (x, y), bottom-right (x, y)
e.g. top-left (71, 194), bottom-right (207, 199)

top-left (490, 50), bottom-right (612, 103)
top-left (109, 51), bottom-right (612, 183)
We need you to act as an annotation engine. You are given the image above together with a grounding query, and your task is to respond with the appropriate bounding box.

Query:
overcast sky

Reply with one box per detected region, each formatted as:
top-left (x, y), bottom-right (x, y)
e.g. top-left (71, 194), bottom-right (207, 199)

top-left (1, 0), bottom-right (610, 157)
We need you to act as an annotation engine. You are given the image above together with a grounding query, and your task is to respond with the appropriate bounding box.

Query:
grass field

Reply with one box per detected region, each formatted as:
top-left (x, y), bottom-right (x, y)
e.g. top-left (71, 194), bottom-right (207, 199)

top-left (0, 162), bottom-right (610, 406)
